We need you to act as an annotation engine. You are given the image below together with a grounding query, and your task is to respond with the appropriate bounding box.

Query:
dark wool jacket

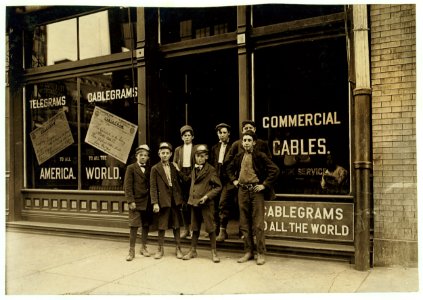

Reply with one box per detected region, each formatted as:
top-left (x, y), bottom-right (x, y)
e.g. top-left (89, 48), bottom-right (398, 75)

top-left (226, 149), bottom-right (280, 200)
top-left (210, 141), bottom-right (233, 183)
top-left (124, 162), bottom-right (150, 210)
top-left (150, 162), bottom-right (184, 208)
top-left (187, 162), bottom-right (222, 206)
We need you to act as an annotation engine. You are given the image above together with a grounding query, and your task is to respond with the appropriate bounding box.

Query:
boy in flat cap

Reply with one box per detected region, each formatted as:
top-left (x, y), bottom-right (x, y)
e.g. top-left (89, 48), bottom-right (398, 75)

top-left (173, 125), bottom-right (196, 239)
top-left (124, 144), bottom-right (152, 261)
top-left (181, 144), bottom-right (222, 263)
top-left (150, 142), bottom-right (185, 259)
top-left (227, 120), bottom-right (272, 160)
top-left (210, 123), bottom-right (237, 242)
top-left (227, 131), bottom-right (279, 265)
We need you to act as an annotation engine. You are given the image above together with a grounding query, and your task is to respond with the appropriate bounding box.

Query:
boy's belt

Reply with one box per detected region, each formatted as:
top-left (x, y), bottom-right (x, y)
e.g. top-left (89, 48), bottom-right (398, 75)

top-left (238, 183), bottom-right (258, 191)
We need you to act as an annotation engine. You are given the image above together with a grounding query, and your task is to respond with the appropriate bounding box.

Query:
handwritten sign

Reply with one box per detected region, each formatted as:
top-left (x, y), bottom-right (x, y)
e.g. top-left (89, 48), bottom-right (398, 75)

top-left (29, 110), bottom-right (74, 165)
top-left (265, 201), bottom-right (354, 241)
top-left (85, 106), bottom-right (137, 164)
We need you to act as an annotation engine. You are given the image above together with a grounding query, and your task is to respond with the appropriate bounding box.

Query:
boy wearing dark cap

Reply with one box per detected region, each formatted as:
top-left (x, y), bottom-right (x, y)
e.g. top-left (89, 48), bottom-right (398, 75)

top-left (173, 125), bottom-right (196, 239)
top-left (181, 144), bottom-right (222, 263)
top-left (227, 120), bottom-right (272, 159)
top-left (227, 130), bottom-right (280, 265)
top-left (150, 142), bottom-right (185, 259)
top-left (124, 144), bottom-right (152, 261)
top-left (210, 123), bottom-right (237, 242)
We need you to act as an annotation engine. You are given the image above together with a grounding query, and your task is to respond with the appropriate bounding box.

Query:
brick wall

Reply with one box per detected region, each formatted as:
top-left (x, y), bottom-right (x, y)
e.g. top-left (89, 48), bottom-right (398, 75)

top-left (370, 4), bottom-right (417, 267)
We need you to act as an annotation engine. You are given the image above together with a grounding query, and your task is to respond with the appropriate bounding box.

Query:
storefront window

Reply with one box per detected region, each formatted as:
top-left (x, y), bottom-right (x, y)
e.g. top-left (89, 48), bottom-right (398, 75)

top-left (254, 37), bottom-right (350, 195)
top-left (26, 79), bottom-right (78, 189)
top-left (25, 69), bottom-right (138, 190)
top-left (80, 70), bottom-right (138, 191)
top-left (29, 7), bottom-right (136, 68)
top-left (253, 4), bottom-right (344, 27)
top-left (159, 7), bottom-right (236, 44)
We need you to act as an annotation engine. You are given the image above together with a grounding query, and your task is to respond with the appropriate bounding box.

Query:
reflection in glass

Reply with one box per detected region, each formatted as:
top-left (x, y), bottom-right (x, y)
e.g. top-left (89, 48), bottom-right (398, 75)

top-left (29, 7), bottom-right (136, 68)
top-left (47, 19), bottom-right (77, 65)
top-left (160, 7), bottom-right (236, 44)
top-left (79, 11), bottom-right (111, 60)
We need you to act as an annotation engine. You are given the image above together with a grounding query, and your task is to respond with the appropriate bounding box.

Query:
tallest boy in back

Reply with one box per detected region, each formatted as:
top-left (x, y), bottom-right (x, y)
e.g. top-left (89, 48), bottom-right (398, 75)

top-left (173, 125), bottom-right (196, 239)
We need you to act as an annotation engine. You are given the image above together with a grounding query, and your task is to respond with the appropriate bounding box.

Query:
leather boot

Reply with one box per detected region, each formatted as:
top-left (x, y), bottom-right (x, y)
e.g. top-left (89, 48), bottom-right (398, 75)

top-left (182, 248), bottom-right (198, 260)
top-left (237, 252), bottom-right (254, 263)
top-left (126, 247), bottom-right (135, 261)
top-left (176, 246), bottom-right (183, 259)
top-left (180, 229), bottom-right (188, 239)
top-left (211, 249), bottom-right (220, 263)
top-left (140, 245), bottom-right (151, 257)
top-left (256, 253), bottom-right (266, 265)
top-left (154, 246), bottom-right (164, 259)
top-left (216, 228), bottom-right (228, 242)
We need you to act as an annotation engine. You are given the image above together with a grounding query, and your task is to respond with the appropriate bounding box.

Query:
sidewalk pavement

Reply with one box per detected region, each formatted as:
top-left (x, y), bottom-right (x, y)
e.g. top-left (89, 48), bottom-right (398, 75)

top-left (4, 230), bottom-right (420, 295)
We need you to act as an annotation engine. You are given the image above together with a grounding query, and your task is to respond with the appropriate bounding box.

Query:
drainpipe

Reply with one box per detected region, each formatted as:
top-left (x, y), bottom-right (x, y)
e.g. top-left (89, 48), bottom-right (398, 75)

top-left (352, 5), bottom-right (372, 271)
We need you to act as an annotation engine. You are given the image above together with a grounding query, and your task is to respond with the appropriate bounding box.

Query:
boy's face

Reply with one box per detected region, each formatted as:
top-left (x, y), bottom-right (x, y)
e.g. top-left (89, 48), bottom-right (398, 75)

top-left (242, 135), bottom-right (256, 152)
top-left (217, 128), bottom-right (230, 143)
top-left (195, 153), bottom-right (208, 165)
top-left (181, 131), bottom-right (194, 144)
top-left (242, 124), bottom-right (256, 133)
top-left (136, 150), bottom-right (149, 164)
top-left (158, 149), bottom-right (172, 162)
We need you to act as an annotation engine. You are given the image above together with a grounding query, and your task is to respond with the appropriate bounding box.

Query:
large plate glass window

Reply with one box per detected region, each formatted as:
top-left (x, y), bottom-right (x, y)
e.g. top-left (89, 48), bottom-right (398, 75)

top-left (80, 69), bottom-right (138, 191)
top-left (159, 7), bottom-right (236, 44)
top-left (26, 79), bottom-right (78, 189)
top-left (28, 7), bottom-right (136, 68)
top-left (254, 37), bottom-right (350, 195)
top-left (25, 69), bottom-right (138, 190)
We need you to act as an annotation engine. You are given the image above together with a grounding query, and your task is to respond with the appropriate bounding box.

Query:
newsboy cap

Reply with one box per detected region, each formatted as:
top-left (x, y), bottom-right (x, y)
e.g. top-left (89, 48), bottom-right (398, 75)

top-left (136, 144), bottom-right (150, 154)
top-left (159, 142), bottom-right (173, 151)
top-left (242, 130), bottom-right (257, 141)
top-left (180, 125), bottom-right (194, 135)
top-left (215, 123), bottom-right (231, 131)
top-left (241, 120), bottom-right (256, 128)
top-left (195, 144), bottom-right (208, 154)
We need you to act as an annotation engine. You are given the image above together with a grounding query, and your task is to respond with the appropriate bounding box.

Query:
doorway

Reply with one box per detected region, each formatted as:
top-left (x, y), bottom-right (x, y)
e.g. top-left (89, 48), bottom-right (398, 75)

top-left (155, 49), bottom-right (239, 152)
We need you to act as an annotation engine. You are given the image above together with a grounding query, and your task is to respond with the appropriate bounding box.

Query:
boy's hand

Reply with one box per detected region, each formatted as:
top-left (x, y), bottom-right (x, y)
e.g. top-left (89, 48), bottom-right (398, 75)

top-left (198, 195), bottom-right (208, 205)
top-left (129, 202), bottom-right (136, 210)
top-left (233, 180), bottom-right (239, 187)
top-left (253, 184), bottom-right (265, 193)
top-left (172, 162), bottom-right (180, 171)
top-left (153, 203), bottom-right (160, 213)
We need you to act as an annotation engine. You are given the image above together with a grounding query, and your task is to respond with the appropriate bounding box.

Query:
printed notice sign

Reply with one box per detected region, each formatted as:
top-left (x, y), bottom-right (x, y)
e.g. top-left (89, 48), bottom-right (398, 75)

top-left (30, 110), bottom-right (74, 165)
top-left (85, 106), bottom-right (137, 164)
top-left (264, 201), bottom-right (354, 241)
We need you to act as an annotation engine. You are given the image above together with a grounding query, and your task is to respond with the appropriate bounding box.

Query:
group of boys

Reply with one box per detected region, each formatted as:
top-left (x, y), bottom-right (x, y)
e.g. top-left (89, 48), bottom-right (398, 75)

top-left (123, 121), bottom-right (280, 265)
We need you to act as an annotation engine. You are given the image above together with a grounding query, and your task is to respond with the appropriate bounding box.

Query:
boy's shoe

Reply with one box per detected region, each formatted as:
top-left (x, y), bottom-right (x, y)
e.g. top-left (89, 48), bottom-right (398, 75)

top-left (182, 249), bottom-right (198, 260)
top-left (211, 249), bottom-right (220, 263)
top-left (216, 228), bottom-right (228, 242)
top-left (180, 229), bottom-right (190, 239)
top-left (140, 246), bottom-right (151, 257)
top-left (256, 253), bottom-right (266, 265)
top-left (237, 252), bottom-right (254, 263)
top-left (176, 247), bottom-right (183, 259)
top-left (154, 246), bottom-right (164, 259)
top-left (126, 248), bottom-right (135, 261)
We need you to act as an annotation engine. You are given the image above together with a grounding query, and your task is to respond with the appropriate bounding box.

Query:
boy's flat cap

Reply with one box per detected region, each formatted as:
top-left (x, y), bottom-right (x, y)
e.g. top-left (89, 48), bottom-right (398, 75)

top-left (159, 142), bottom-right (173, 151)
top-left (180, 125), bottom-right (194, 135)
top-left (215, 123), bottom-right (231, 131)
top-left (136, 144), bottom-right (150, 153)
top-left (241, 120), bottom-right (256, 128)
top-left (195, 144), bottom-right (208, 154)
